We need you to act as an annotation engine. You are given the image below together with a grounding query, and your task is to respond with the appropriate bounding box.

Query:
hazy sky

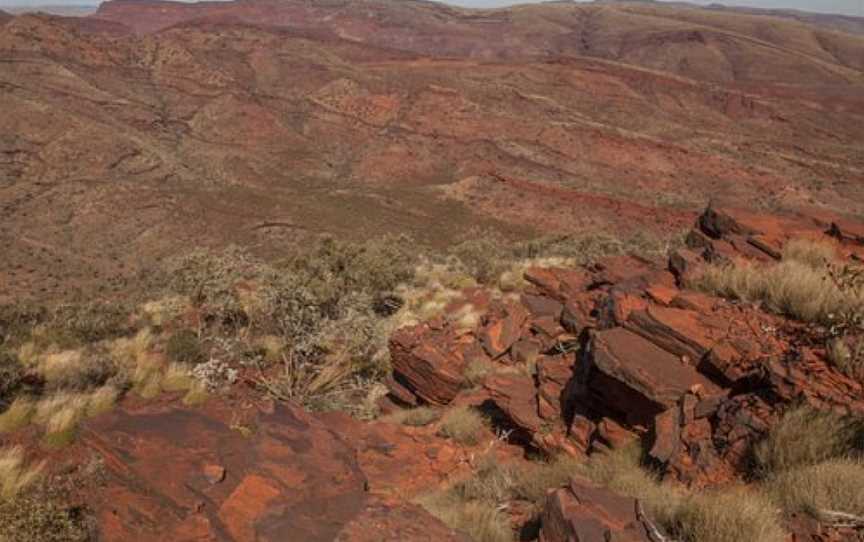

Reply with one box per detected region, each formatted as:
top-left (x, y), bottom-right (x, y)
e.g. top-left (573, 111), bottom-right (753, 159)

top-left (0, 0), bottom-right (861, 17)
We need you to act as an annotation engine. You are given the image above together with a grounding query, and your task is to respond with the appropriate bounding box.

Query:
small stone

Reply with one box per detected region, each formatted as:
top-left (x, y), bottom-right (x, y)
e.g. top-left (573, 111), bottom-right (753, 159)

top-left (204, 464), bottom-right (226, 485)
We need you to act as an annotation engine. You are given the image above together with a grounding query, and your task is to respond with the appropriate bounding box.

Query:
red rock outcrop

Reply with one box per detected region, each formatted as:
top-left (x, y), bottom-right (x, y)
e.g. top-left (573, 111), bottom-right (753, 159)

top-left (81, 401), bottom-right (468, 541)
top-left (388, 203), bottom-right (864, 489)
top-left (540, 477), bottom-right (654, 542)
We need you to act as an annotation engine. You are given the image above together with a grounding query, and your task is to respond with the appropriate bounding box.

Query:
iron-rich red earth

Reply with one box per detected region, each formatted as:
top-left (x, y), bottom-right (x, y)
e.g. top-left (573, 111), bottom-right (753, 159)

top-left (1, 0), bottom-right (863, 302)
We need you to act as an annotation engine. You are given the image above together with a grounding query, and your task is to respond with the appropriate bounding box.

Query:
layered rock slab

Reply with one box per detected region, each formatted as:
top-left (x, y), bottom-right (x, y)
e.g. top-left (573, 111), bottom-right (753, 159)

top-left (82, 403), bottom-right (464, 541)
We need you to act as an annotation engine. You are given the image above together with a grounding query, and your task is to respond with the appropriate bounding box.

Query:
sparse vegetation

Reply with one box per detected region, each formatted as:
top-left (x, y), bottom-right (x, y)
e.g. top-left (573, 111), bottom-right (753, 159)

top-left (0, 447), bottom-right (44, 501)
top-left (0, 478), bottom-right (93, 542)
top-left (767, 459), bottom-right (864, 518)
top-left (417, 491), bottom-right (513, 542)
top-left (672, 490), bottom-right (785, 542)
top-left (752, 406), bottom-right (863, 478)
top-left (438, 406), bottom-right (485, 445)
top-left (463, 358), bottom-right (494, 387)
top-left (692, 239), bottom-right (864, 334)
top-left (398, 406), bottom-right (441, 427)
top-left (165, 330), bottom-right (206, 364)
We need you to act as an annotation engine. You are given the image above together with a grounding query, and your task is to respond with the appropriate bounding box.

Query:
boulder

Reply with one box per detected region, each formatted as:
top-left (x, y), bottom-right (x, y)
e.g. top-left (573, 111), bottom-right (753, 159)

top-left (668, 248), bottom-right (704, 286)
top-left (390, 325), bottom-right (466, 405)
top-left (480, 303), bottom-right (529, 359)
top-left (624, 305), bottom-right (715, 363)
top-left (698, 204), bottom-right (761, 239)
top-left (582, 328), bottom-right (722, 426)
top-left (485, 372), bottom-right (543, 434)
top-left (540, 478), bottom-right (653, 542)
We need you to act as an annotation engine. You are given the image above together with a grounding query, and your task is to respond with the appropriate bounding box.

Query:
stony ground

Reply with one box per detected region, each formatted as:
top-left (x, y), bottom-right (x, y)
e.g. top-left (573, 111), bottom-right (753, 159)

top-left (1, 0), bottom-right (863, 301)
top-left (3, 1), bottom-right (864, 541)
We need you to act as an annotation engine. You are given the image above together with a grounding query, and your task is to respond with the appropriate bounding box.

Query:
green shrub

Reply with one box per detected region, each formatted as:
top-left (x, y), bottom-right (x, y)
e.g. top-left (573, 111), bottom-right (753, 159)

top-left (0, 351), bottom-right (25, 407)
top-left (0, 304), bottom-right (45, 348)
top-left (40, 302), bottom-right (133, 349)
top-left (165, 330), bottom-right (206, 364)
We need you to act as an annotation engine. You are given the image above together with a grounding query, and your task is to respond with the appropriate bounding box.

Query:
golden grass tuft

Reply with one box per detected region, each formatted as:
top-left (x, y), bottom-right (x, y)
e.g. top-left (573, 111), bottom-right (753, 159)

top-left (160, 363), bottom-right (195, 392)
top-left (85, 385), bottom-right (119, 417)
top-left (463, 358), bottom-right (494, 387)
top-left (33, 394), bottom-right (89, 449)
top-left (752, 406), bottom-right (861, 478)
top-left (416, 492), bottom-right (513, 542)
top-left (37, 350), bottom-right (84, 384)
top-left (782, 238), bottom-right (837, 269)
top-left (673, 490), bottom-right (785, 542)
top-left (692, 259), bottom-right (864, 326)
top-left (438, 406), bottom-right (485, 445)
top-left (396, 406), bottom-right (442, 427)
top-left (0, 398), bottom-right (35, 434)
top-left (0, 447), bottom-right (44, 501)
top-left (109, 328), bottom-right (154, 368)
top-left (766, 459), bottom-right (864, 518)
top-left (16, 341), bottom-right (40, 367)
top-left (182, 381), bottom-right (209, 406)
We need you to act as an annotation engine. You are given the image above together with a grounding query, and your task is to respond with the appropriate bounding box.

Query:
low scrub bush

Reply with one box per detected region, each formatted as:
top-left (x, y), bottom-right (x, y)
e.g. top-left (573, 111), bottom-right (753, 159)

top-left (0, 484), bottom-right (93, 542)
top-left (165, 330), bottom-right (206, 364)
top-left (0, 398), bottom-right (35, 433)
top-left (0, 350), bottom-right (25, 407)
top-left (463, 358), bottom-right (494, 388)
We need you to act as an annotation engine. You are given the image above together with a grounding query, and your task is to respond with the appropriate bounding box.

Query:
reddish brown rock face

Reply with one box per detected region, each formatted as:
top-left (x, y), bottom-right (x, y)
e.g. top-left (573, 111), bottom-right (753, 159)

top-left (540, 478), bottom-right (653, 542)
top-left (389, 325), bottom-right (467, 405)
top-left (82, 402), bottom-right (473, 542)
top-left (84, 403), bottom-right (369, 541)
top-left (584, 327), bottom-right (722, 426)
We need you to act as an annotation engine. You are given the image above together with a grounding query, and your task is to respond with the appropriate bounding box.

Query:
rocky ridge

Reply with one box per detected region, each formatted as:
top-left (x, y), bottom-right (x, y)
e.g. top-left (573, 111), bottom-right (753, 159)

top-left (386, 203), bottom-right (864, 540)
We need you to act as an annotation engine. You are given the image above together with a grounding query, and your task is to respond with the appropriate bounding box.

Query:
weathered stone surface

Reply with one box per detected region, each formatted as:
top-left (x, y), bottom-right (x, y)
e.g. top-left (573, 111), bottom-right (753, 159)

top-left (512, 339), bottom-right (542, 365)
top-left (698, 204), bottom-right (761, 239)
top-left (560, 292), bottom-right (599, 334)
top-left (84, 404), bottom-right (370, 542)
top-left (521, 294), bottom-right (564, 319)
top-left (829, 219), bottom-right (864, 245)
top-left (390, 325), bottom-right (466, 405)
top-left (596, 418), bottom-right (638, 449)
top-left (524, 267), bottom-right (590, 302)
top-left (649, 407), bottom-right (681, 464)
top-left (480, 303), bottom-right (529, 359)
top-left (540, 478), bottom-right (653, 542)
top-left (747, 234), bottom-right (782, 260)
top-left (335, 502), bottom-right (471, 542)
top-left (569, 415), bottom-right (596, 453)
top-left (485, 373), bottom-right (543, 434)
top-left (584, 328), bottom-right (722, 426)
top-left (624, 305), bottom-right (715, 363)
top-left (668, 248), bottom-right (704, 286)
top-left (537, 355), bottom-right (575, 421)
